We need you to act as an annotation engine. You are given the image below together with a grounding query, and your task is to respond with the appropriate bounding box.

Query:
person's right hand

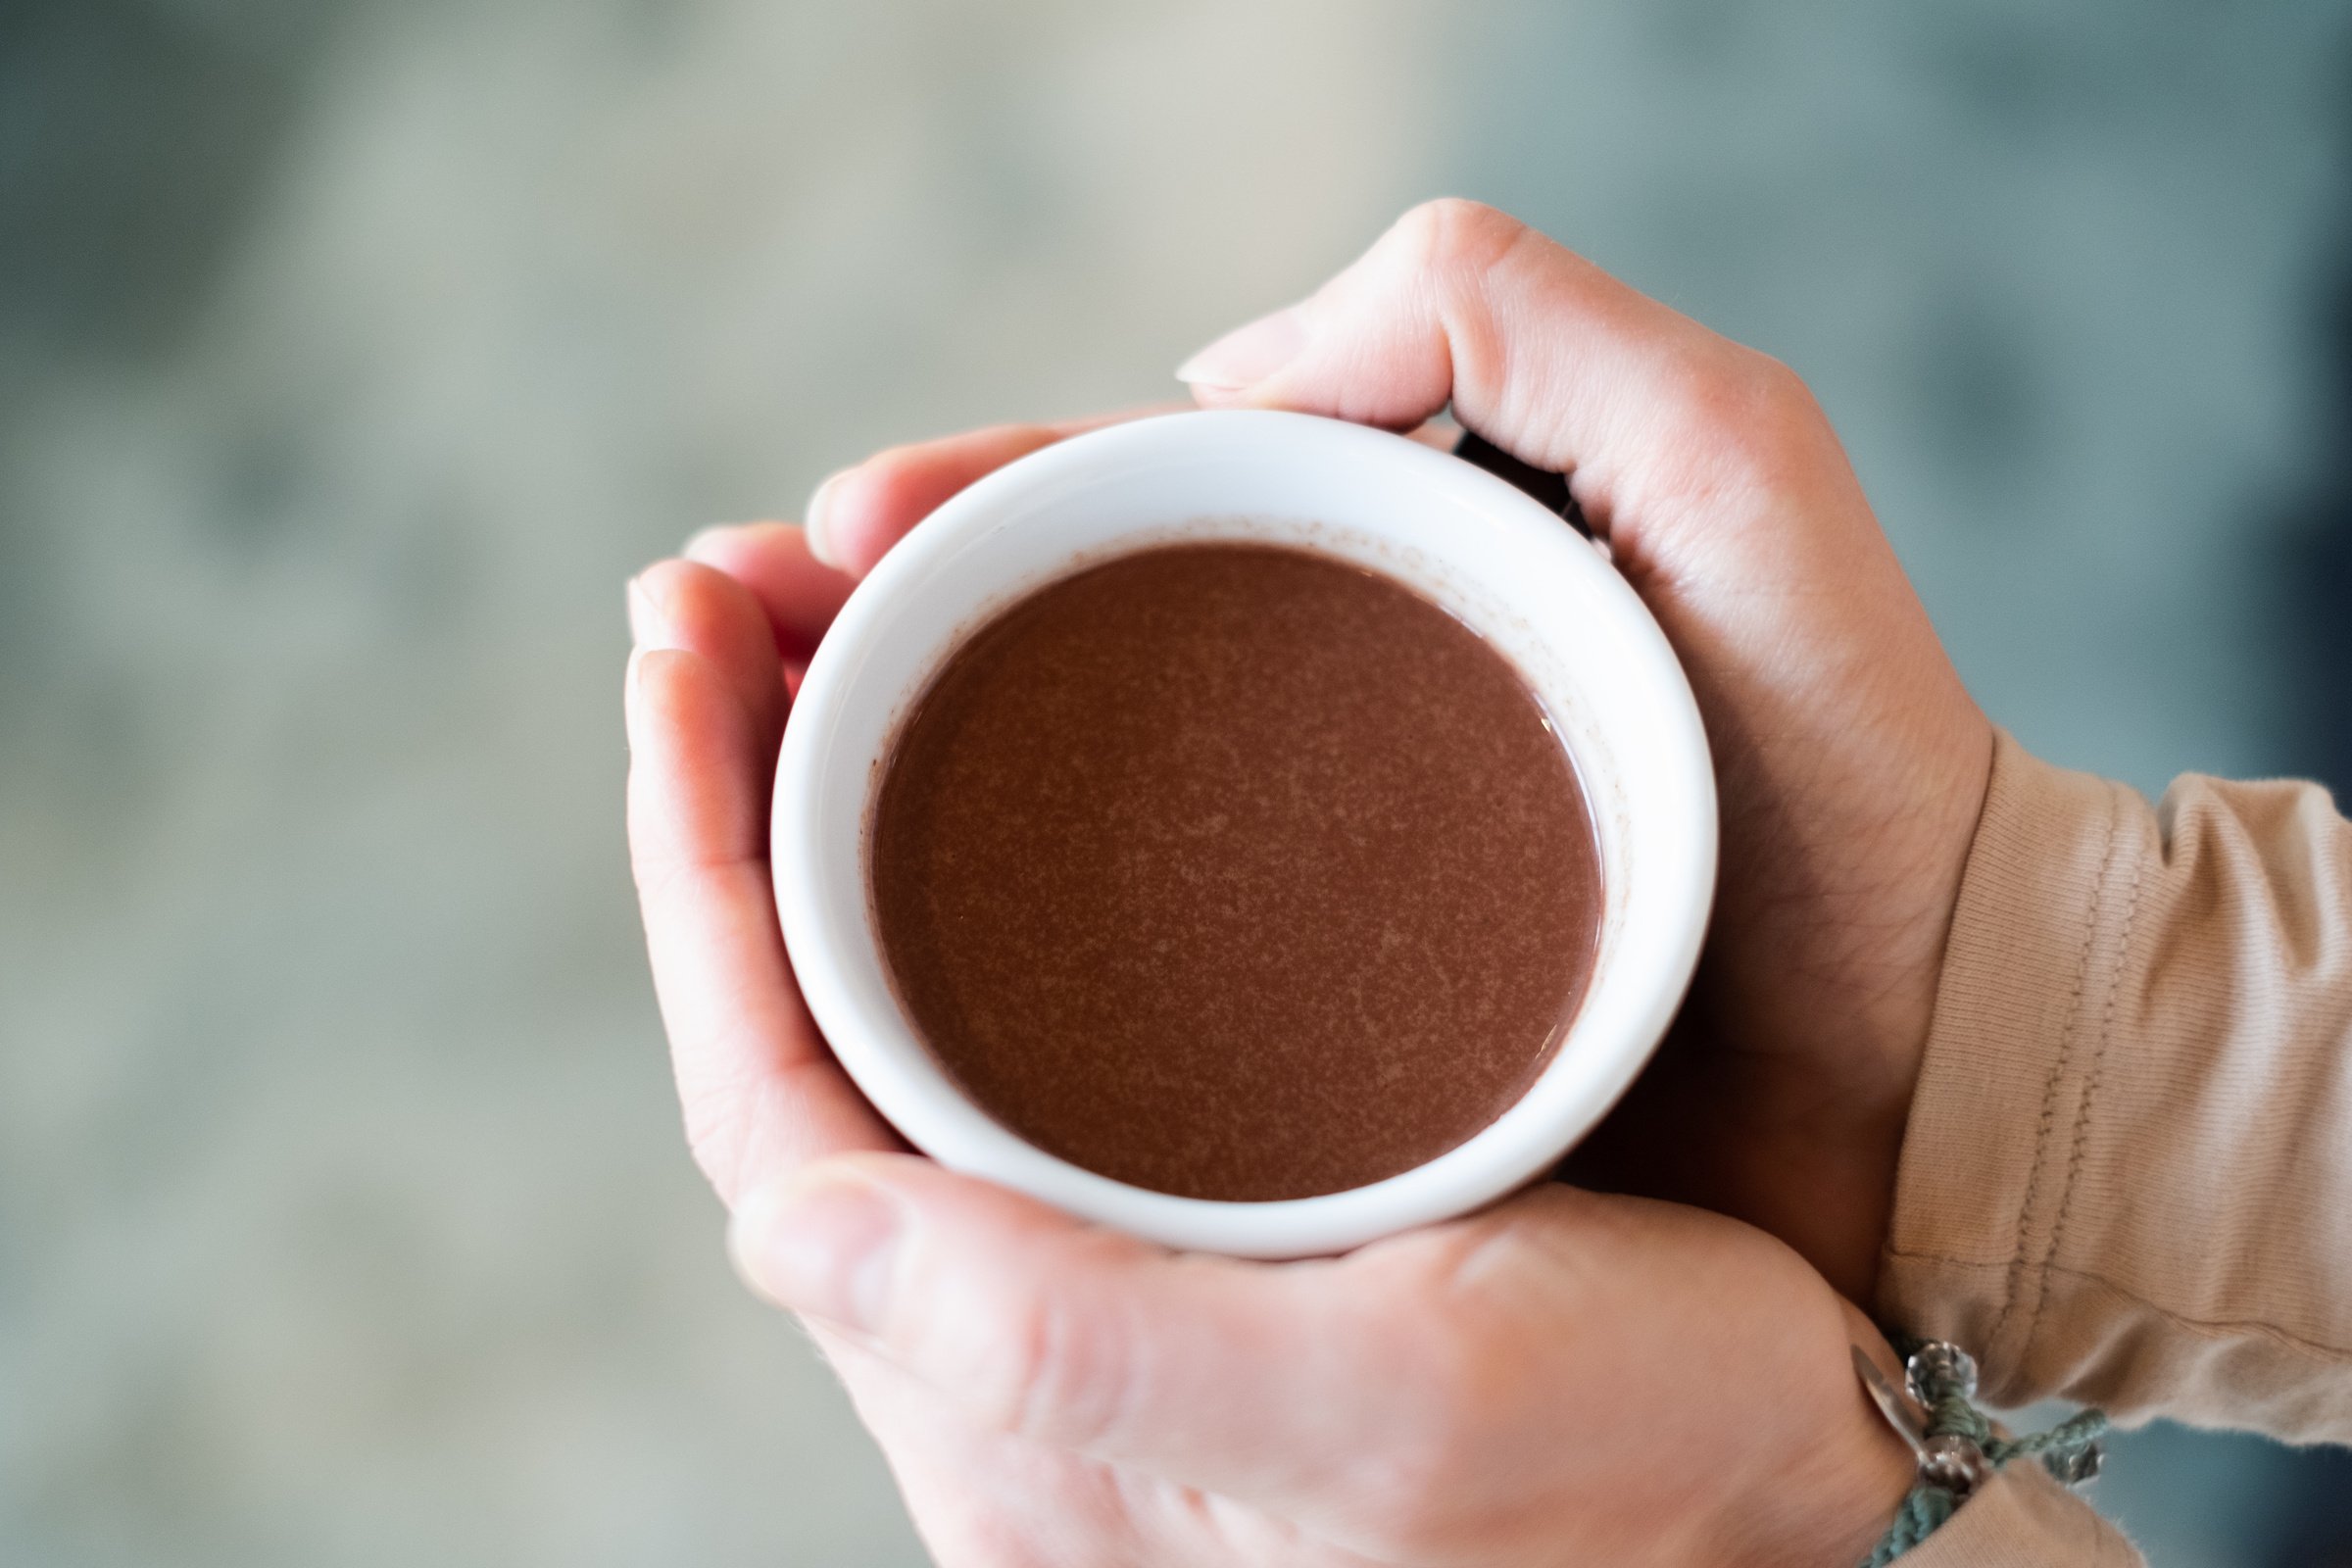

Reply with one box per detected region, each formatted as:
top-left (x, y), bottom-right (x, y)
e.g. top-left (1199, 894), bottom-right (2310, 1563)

top-left (791, 201), bottom-right (1993, 1303)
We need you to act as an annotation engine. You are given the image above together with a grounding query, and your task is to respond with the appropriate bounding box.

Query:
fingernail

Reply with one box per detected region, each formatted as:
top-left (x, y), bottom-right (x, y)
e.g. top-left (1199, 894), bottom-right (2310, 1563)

top-left (803, 470), bottom-right (852, 569)
top-left (1176, 305), bottom-right (1309, 392)
top-left (625, 572), bottom-right (669, 647)
top-left (728, 1170), bottom-right (904, 1334)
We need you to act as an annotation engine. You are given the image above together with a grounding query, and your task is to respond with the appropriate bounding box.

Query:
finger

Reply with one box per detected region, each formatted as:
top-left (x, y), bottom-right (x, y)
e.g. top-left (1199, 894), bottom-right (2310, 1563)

top-left (626, 559), bottom-right (789, 759)
top-left (678, 522), bottom-right (855, 667)
top-left (727, 1152), bottom-right (1396, 1511)
top-left (625, 644), bottom-right (896, 1204)
top-left (801, 405), bottom-right (1186, 577)
top-left (687, 414), bottom-right (1452, 670)
top-left (1174, 198), bottom-right (1872, 589)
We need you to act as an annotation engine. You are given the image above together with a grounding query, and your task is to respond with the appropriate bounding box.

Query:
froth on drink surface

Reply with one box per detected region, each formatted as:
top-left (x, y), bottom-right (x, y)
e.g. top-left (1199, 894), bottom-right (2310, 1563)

top-left (868, 542), bottom-right (1602, 1201)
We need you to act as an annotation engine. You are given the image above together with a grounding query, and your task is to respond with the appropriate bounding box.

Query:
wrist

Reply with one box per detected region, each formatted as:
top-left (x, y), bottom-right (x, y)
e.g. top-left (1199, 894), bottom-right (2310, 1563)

top-left (1717, 1338), bottom-right (1920, 1568)
top-left (1766, 1412), bottom-right (1918, 1568)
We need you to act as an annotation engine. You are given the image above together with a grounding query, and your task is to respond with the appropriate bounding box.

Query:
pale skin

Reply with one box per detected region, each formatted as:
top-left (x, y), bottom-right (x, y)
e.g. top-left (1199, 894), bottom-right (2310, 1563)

top-left (625, 199), bottom-right (1994, 1565)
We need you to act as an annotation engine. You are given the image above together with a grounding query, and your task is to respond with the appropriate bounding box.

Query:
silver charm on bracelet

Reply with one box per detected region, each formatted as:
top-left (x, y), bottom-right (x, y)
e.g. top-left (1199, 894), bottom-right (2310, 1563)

top-left (1852, 1347), bottom-right (1995, 1501)
top-left (1905, 1341), bottom-right (1980, 1405)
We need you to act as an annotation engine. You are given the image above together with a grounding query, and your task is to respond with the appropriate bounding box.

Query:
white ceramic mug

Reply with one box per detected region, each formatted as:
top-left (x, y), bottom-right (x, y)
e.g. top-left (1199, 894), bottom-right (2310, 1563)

top-left (773, 410), bottom-right (1716, 1258)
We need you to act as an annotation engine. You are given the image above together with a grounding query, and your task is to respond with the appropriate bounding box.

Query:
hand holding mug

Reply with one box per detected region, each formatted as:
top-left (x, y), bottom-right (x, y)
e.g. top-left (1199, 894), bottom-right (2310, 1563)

top-left (625, 199), bottom-right (1992, 1562)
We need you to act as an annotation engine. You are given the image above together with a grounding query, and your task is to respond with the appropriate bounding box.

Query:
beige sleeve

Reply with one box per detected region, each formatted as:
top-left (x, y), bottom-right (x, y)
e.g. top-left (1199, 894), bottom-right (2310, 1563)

top-left (1903, 1464), bottom-right (2142, 1565)
top-left (1879, 730), bottom-right (2352, 1439)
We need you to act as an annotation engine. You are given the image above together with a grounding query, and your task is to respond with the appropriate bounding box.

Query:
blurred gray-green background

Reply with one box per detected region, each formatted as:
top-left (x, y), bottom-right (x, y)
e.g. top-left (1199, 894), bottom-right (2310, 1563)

top-left (5, 2), bottom-right (2350, 1563)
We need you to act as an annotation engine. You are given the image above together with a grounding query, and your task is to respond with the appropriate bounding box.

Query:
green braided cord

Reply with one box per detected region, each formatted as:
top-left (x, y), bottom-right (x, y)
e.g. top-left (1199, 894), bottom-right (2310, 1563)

top-left (1920, 1389), bottom-right (1992, 1445)
top-left (1861, 1487), bottom-right (1956, 1567)
top-left (1859, 1341), bottom-right (2109, 1565)
top-left (1993, 1406), bottom-right (2112, 1471)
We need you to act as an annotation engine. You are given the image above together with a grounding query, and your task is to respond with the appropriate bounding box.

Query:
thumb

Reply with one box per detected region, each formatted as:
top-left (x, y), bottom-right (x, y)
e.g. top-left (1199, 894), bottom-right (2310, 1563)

top-left (727, 1153), bottom-right (1380, 1507)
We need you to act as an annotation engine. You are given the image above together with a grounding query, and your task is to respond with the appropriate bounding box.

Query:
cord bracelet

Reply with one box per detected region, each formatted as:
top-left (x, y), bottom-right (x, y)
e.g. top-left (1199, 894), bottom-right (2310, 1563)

top-left (1851, 1339), bottom-right (2109, 1564)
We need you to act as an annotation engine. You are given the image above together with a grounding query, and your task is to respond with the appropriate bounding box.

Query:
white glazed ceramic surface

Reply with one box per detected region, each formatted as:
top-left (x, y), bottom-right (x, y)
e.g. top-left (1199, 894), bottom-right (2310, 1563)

top-left (774, 410), bottom-right (1716, 1257)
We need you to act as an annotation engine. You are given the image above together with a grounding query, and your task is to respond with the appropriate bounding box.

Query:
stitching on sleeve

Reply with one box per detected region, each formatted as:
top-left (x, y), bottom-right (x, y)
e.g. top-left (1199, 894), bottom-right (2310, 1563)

top-left (1987, 785), bottom-right (2124, 1356)
top-left (2018, 808), bottom-right (2146, 1371)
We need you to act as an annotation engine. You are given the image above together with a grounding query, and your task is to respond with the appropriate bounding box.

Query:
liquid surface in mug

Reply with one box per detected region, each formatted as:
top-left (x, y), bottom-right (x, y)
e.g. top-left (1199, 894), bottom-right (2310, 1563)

top-left (867, 542), bottom-right (1602, 1201)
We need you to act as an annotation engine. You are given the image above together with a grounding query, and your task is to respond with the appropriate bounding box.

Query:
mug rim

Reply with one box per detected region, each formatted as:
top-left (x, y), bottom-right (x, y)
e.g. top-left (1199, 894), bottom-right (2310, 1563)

top-left (773, 410), bottom-right (1716, 1256)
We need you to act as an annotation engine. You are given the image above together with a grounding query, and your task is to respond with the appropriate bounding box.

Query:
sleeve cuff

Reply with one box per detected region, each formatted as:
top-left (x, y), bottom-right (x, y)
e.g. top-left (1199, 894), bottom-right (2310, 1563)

top-left (1877, 730), bottom-right (2144, 1405)
top-left (1902, 1466), bottom-right (2141, 1566)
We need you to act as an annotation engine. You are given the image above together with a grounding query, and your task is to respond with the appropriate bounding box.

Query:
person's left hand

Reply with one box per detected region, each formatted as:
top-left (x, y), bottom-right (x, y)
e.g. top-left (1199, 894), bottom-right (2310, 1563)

top-left (625, 493), bottom-right (1911, 1566)
top-left (733, 1148), bottom-right (1908, 1567)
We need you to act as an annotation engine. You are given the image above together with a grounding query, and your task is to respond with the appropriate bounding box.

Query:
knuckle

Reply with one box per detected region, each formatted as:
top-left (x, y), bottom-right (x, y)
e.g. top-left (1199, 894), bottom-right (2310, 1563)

top-left (979, 1284), bottom-right (1135, 1450)
top-left (1657, 345), bottom-right (1829, 489)
top-left (1721, 350), bottom-right (1819, 432)
top-left (1385, 199), bottom-right (1535, 394)
top-left (1333, 1273), bottom-right (1518, 1544)
top-left (1354, 1364), bottom-right (1494, 1547)
top-left (1395, 197), bottom-right (1529, 275)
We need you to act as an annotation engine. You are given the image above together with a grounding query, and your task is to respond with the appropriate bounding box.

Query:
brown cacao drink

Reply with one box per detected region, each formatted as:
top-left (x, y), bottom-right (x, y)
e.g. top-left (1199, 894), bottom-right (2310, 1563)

top-left (867, 542), bottom-right (1602, 1201)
